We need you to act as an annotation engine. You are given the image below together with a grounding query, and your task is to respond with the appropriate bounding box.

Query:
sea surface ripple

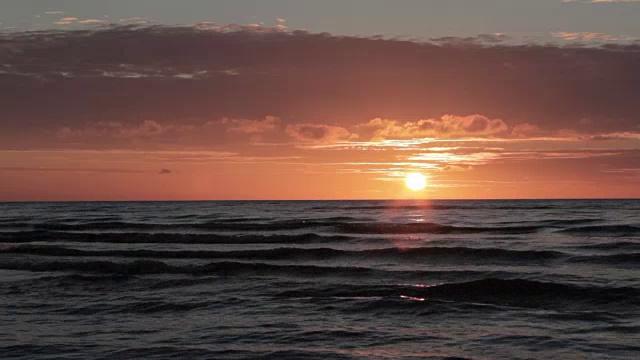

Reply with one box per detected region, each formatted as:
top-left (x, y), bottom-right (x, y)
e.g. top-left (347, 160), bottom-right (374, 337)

top-left (1, 199), bottom-right (639, 359)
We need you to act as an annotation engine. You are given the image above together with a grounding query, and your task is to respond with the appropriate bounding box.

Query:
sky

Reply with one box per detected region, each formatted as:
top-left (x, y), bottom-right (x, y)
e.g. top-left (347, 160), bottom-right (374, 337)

top-left (1, 0), bottom-right (639, 200)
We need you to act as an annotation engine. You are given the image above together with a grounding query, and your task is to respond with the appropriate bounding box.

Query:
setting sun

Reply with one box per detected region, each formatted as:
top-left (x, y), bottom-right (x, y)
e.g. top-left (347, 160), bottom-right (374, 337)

top-left (405, 172), bottom-right (427, 191)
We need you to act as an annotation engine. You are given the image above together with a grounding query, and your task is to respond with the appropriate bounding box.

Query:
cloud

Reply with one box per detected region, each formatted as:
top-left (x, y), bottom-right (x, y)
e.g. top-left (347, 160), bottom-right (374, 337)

top-left (57, 120), bottom-right (167, 140)
top-left (52, 116), bottom-right (364, 148)
top-left (120, 17), bottom-right (146, 22)
top-left (510, 123), bottom-right (546, 138)
top-left (430, 33), bottom-right (511, 45)
top-left (224, 116), bottom-right (281, 134)
top-left (191, 23), bottom-right (291, 33)
top-left (585, 131), bottom-right (640, 140)
top-left (44, 11), bottom-right (65, 15)
top-left (285, 124), bottom-right (355, 143)
top-left (359, 115), bottom-right (514, 140)
top-left (1, 25), bottom-right (640, 151)
top-left (330, 146), bottom-right (638, 178)
top-left (54, 16), bottom-right (106, 25)
top-left (78, 19), bottom-right (106, 24)
top-left (119, 18), bottom-right (150, 25)
top-left (51, 115), bottom-right (640, 152)
top-left (159, 168), bottom-right (172, 174)
top-left (552, 32), bottom-right (618, 41)
top-left (51, 116), bottom-right (281, 149)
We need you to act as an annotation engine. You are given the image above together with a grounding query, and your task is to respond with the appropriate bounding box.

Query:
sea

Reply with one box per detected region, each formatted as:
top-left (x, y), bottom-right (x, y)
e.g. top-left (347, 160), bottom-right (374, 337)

top-left (0, 199), bottom-right (638, 359)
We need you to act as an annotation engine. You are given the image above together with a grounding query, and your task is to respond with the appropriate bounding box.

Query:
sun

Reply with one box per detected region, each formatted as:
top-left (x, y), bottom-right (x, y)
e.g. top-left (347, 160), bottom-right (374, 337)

top-left (405, 172), bottom-right (427, 191)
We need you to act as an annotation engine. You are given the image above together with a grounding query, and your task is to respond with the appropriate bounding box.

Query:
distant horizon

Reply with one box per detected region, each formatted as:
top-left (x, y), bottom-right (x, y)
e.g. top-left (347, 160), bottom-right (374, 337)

top-left (3, 197), bottom-right (639, 204)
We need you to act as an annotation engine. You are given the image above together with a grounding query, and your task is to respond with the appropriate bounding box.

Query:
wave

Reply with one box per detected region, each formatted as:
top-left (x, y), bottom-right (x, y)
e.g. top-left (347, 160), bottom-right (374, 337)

top-left (10, 244), bottom-right (640, 266)
top-left (576, 241), bottom-right (640, 252)
top-left (558, 225), bottom-right (640, 236)
top-left (418, 278), bottom-right (638, 303)
top-left (0, 259), bottom-right (519, 282)
top-left (335, 204), bottom-right (558, 211)
top-left (108, 348), bottom-right (358, 360)
top-left (0, 259), bottom-right (383, 277)
top-left (1, 245), bottom-right (566, 263)
top-left (336, 222), bottom-right (544, 234)
top-left (496, 218), bottom-right (600, 227)
top-left (3, 219), bottom-right (635, 237)
top-left (3, 257), bottom-right (638, 312)
top-left (59, 300), bottom-right (214, 315)
top-left (0, 218), bottom-right (358, 232)
top-left (2, 219), bottom-right (619, 236)
top-left (571, 253), bottom-right (640, 265)
top-left (0, 231), bottom-right (350, 244)
top-left (1, 221), bottom-right (544, 236)
top-left (1, 345), bottom-right (240, 360)
top-left (7, 258), bottom-right (637, 305)
top-left (278, 278), bottom-right (640, 309)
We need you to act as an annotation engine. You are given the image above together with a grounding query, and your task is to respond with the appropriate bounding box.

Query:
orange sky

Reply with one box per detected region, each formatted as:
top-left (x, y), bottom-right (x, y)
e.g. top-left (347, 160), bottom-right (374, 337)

top-left (1, 27), bottom-right (639, 201)
top-left (1, 127), bottom-right (638, 201)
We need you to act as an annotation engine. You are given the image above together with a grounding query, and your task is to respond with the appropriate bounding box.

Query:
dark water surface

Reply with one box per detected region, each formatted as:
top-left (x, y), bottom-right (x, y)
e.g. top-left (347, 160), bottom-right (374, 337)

top-left (1, 199), bottom-right (639, 359)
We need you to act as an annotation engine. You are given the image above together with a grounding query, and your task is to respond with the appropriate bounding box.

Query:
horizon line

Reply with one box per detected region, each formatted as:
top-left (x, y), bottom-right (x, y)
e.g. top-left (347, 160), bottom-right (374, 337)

top-left (1, 197), bottom-right (638, 204)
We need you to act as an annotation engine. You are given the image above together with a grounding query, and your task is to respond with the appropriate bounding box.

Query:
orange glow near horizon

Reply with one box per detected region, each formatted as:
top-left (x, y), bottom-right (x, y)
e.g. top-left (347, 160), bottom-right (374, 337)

top-left (0, 140), bottom-right (639, 201)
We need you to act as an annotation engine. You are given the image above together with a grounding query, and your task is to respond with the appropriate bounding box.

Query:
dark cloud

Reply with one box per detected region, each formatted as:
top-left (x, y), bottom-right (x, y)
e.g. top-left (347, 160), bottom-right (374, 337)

top-left (159, 168), bottom-right (172, 174)
top-left (285, 123), bottom-right (354, 143)
top-left (1, 25), bottom-right (640, 144)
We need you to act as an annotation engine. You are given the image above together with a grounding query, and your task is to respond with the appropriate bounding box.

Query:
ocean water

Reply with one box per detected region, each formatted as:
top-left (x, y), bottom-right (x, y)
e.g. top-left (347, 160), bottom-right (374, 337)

top-left (1, 199), bottom-right (639, 359)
